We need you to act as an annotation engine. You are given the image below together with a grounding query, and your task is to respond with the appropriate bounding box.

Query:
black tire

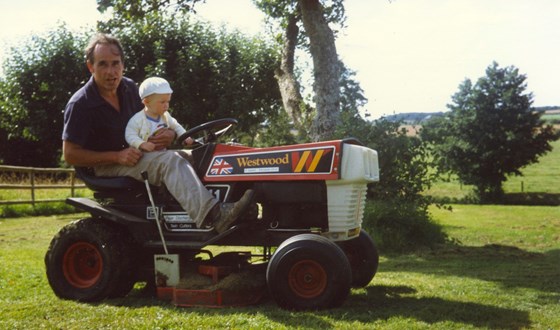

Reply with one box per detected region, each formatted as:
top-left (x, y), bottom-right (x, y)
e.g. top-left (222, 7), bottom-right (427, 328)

top-left (106, 227), bottom-right (138, 298)
top-left (266, 234), bottom-right (352, 310)
top-left (339, 229), bottom-right (379, 288)
top-left (45, 218), bottom-right (134, 302)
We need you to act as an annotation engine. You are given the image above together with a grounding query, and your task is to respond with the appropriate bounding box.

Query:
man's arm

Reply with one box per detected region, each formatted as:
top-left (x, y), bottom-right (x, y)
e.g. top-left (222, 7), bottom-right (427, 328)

top-left (63, 140), bottom-right (142, 167)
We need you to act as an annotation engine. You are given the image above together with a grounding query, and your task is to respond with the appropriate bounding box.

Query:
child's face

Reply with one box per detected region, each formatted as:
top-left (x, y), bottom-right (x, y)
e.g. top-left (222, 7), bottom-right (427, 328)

top-left (144, 93), bottom-right (172, 117)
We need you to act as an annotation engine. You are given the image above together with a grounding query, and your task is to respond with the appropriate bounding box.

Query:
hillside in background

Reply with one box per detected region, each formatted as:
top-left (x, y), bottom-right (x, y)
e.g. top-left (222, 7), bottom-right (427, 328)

top-left (382, 112), bottom-right (445, 124)
top-left (384, 106), bottom-right (560, 125)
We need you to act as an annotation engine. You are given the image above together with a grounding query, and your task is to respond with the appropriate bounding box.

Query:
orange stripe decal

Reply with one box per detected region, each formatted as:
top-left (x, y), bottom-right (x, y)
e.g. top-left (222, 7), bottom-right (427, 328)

top-left (294, 151), bottom-right (311, 172)
top-left (308, 149), bottom-right (324, 172)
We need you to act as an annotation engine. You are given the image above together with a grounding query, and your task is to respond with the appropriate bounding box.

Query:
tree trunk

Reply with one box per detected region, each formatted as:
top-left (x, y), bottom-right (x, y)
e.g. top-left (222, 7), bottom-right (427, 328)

top-left (299, 0), bottom-right (340, 141)
top-left (275, 14), bottom-right (305, 130)
top-left (476, 182), bottom-right (505, 204)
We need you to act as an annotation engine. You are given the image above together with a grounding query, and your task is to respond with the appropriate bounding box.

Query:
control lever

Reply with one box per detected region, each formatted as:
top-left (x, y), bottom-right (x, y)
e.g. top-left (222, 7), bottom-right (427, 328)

top-left (141, 171), bottom-right (169, 254)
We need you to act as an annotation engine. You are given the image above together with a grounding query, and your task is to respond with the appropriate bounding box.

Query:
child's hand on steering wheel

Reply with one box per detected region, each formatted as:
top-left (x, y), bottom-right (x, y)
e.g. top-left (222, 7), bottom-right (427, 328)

top-left (183, 137), bottom-right (194, 146)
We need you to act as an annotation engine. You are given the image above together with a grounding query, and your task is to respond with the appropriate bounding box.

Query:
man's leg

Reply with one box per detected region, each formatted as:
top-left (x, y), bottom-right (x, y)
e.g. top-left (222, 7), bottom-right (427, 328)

top-left (94, 151), bottom-right (216, 226)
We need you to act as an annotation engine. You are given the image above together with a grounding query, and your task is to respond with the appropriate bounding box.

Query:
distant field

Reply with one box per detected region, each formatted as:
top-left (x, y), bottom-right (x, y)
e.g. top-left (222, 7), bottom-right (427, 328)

top-left (541, 112), bottom-right (560, 124)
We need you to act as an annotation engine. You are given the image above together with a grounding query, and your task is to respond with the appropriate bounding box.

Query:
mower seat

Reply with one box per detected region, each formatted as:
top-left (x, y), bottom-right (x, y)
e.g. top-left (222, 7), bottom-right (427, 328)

top-left (75, 167), bottom-right (145, 192)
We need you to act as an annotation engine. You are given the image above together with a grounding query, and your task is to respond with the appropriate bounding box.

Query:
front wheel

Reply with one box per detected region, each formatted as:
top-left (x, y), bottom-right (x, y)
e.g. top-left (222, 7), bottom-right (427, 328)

top-left (45, 218), bottom-right (134, 301)
top-left (266, 234), bottom-right (352, 310)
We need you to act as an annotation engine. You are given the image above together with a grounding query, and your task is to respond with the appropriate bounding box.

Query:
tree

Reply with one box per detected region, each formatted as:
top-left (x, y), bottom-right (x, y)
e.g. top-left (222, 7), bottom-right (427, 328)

top-left (254, 0), bottom-right (344, 141)
top-left (0, 14), bottom-right (281, 166)
top-left (0, 25), bottom-right (89, 166)
top-left (96, 0), bottom-right (202, 28)
top-left (112, 16), bottom-right (281, 135)
top-left (97, 1), bottom-right (283, 139)
top-left (422, 62), bottom-right (558, 203)
top-left (101, 0), bottom-right (353, 142)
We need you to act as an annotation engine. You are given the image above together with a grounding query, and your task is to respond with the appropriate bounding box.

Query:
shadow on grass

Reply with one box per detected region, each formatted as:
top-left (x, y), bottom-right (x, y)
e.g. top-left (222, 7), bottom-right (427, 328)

top-left (348, 285), bottom-right (530, 329)
top-left (503, 192), bottom-right (560, 205)
top-left (107, 282), bottom-right (530, 330)
top-left (261, 284), bottom-right (530, 329)
top-left (389, 244), bottom-right (560, 294)
top-left (429, 192), bottom-right (560, 205)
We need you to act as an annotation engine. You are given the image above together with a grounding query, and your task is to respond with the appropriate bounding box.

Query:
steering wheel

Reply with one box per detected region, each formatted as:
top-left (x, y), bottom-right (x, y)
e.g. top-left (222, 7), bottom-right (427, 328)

top-left (177, 118), bottom-right (238, 146)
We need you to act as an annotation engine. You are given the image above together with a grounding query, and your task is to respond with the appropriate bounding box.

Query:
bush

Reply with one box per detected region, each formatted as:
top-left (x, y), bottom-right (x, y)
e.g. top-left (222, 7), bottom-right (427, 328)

top-left (362, 199), bottom-right (449, 252)
top-left (339, 118), bottom-right (449, 252)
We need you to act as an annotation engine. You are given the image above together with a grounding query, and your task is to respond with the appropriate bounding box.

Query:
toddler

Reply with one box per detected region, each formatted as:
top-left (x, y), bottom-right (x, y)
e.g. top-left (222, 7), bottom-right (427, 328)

top-left (125, 77), bottom-right (192, 151)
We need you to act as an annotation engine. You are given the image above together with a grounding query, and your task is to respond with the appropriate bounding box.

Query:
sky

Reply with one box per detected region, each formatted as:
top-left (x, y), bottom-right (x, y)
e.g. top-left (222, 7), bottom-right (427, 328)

top-left (1, 0), bottom-right (559, 119)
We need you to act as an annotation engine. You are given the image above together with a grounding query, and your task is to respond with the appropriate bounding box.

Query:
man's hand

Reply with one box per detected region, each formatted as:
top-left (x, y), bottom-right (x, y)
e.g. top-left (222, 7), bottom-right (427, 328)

top-left (116, 147), bottom-right (142, 166)
top-left (147, 128), bottom-right (176, 150)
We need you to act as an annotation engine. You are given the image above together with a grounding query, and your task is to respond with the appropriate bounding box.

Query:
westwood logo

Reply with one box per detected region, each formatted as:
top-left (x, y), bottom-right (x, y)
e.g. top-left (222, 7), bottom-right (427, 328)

top-left (210, 158), bottom-right (233, 175)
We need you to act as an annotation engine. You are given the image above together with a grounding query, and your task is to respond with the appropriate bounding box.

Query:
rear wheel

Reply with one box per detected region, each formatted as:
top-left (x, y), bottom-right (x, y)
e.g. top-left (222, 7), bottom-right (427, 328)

top-left (266, 234), bottom-right (351, 310)
top-left (339, 229), bottom-right (379, 288)
top-left (45, 218), bottom-right (134, 301)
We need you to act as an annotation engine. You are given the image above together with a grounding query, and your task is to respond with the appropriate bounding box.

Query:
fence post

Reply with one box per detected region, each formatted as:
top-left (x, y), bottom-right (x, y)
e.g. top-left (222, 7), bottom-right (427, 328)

top-left (71, 171), bottom-right (76, 197)
top-left (0, 165), bottom-right (87, 205)
top-left (30, 170), bottom-right (36, 207)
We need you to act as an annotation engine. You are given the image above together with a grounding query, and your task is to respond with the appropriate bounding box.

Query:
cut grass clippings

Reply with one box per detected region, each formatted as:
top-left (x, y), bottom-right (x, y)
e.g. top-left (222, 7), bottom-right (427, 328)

top-left (1, 205), bottom-right (559, 329)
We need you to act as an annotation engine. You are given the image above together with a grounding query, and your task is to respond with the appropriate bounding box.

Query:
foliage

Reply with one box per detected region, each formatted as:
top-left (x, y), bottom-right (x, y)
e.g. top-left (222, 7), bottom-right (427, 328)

top-left (339, 118), bottom-right (434, 203)
top-left (102, 15), bottom-right (282, 136)
top-left (0, 14), bottom-right (282, 166)
top-left (253, 109), bottom-right (299, 147)
top-left (338, 62), bottom-right (368, 116)
top-left (336, 110), bottom-right (445, 251)
top-left (253, 0), bottom-right (346, 35)
top-left (253, 0), bottom-right (347, 141)
top-left (96, 0), bottom-right (202, 28)
top-left (360, 121), bottom-right (446, 251)
top-left (0, 25), bottom-right (90, 166)
top-left (426, 139), bottom-right (560, 206)
top-left (363, 199), bottom-right (448, 252)
top-left (422, 62), bottom-right (559, 203)
top-left (253, 59), bottom-right (367, 145)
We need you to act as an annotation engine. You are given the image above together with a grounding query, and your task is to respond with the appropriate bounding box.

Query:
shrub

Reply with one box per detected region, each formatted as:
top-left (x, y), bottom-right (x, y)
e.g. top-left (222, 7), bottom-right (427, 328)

top-left (362, 199), bottom-right (449, 252)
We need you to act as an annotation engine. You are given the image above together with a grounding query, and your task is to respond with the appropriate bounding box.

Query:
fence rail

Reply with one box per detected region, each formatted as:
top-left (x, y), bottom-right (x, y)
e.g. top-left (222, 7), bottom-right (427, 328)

top-left (0, 165), bottom-right (86, 206)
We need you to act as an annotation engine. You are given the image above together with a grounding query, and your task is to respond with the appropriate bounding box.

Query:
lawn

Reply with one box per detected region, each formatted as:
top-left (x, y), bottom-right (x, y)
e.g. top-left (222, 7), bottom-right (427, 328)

top-left (1, 205), bottom-right (559, 329)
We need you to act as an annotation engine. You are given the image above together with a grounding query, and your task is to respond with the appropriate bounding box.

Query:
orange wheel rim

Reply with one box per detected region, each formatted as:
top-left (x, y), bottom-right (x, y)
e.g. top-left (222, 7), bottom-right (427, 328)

top-left (288, 259), bottom-right (327, 298)
top-left (62, 242), bottom-right (103, 288)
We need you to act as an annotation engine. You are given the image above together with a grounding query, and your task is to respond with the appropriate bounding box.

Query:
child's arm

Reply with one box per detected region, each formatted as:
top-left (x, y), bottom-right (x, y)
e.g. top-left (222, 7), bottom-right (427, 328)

top-left (125, 113), bottom-right (150, 150)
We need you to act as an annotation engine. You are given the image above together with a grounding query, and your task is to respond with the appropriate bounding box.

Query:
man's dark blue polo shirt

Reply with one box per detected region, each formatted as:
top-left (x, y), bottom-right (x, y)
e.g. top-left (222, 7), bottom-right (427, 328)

top-left (62, 76), bottom-right (143, 152)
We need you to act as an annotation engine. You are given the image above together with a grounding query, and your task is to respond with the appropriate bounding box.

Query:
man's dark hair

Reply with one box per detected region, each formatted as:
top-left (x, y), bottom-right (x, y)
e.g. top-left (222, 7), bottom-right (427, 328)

top-left (85, 33), bottom-right (125, 65)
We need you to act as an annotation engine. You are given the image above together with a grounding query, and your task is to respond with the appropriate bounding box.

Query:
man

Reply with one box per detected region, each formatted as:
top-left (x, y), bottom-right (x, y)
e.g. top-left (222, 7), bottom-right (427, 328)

top-left (62, 33), bottom-right (252, 233)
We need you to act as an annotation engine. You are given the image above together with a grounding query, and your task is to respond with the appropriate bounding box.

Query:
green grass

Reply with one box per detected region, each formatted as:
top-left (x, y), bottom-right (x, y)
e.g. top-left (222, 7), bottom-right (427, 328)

top-left (1, 206), bottom-right (559, 329)
top-left (427, 139), bottom-right (560, 204)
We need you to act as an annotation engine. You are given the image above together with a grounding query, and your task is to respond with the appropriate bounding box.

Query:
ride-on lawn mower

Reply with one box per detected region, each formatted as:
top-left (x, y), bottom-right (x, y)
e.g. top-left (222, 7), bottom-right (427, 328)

top-left (45, 118), bottom-right (380, 310)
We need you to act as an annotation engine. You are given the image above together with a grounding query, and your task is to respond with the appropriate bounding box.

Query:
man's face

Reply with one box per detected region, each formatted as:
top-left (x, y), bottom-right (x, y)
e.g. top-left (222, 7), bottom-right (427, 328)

top-left (87, 43), bottom-right (124, 94)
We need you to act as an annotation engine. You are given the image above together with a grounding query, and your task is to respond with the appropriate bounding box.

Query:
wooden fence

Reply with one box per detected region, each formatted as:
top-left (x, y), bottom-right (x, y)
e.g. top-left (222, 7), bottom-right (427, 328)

top-left (0, 165), bottom-right (86, 206)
